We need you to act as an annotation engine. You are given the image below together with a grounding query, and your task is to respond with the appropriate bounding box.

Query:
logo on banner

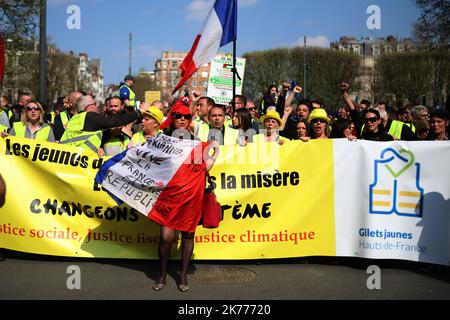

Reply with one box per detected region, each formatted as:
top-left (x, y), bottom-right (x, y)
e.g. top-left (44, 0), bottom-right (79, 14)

top-left (369, 148), bottom-right (424, 217)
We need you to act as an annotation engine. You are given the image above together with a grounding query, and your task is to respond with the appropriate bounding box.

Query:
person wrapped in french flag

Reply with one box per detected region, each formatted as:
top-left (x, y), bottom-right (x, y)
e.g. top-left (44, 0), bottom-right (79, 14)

top-left (172, 0), bottom-right (237, 94)
top-left (95, 118), bottom-right (214, 233)
top-left (96, 99), bottom-right (220, 293)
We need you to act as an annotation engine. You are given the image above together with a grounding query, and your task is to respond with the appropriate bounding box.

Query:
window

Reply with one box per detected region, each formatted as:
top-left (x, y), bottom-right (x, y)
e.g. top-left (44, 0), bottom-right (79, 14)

top-left (372, 45), bottom-right (380, 56)
top-left (201, 72), bottom-right (209, 78)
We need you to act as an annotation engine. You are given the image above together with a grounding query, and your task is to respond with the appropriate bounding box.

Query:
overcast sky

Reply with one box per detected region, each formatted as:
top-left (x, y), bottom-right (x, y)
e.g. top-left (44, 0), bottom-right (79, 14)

top-left (47, 0), bottom-right (420, 85)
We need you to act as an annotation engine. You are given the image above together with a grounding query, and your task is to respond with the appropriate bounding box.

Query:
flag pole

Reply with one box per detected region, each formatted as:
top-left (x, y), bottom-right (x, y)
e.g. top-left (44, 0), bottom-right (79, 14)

top-left (232, 37), bottom-right (237, 113)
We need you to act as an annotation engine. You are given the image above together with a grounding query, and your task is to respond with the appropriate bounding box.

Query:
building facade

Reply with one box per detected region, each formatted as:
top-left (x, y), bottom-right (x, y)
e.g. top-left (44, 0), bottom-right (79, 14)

top-left (78, 53), bottom-right (104, 104)
top-left (331, 36), bottom-right (418, 103)
top-left (154, 51), bottom-right (211, 101)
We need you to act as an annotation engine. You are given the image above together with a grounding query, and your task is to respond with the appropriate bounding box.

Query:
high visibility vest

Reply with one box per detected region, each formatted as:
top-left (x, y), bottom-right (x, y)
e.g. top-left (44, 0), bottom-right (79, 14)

top-left (60, 112), bottom-right (103, 153)
top-left (361, 119), bottom-right (405, 140)
top-left (1, 109), bottom-right (13, 119)
top-left (404, 122), bottom-right (416, 133)
top-left (131, 131), bottom-right (147, 146)
top-left (198, 123), bottom-right (239, 145)
top-left (0, 109), bottom-right (13, 124)
top-left (102, 134), bottom-right (131, 156)
top-left (60, 111), bottom-right (70, 127)
top-left (49, 111), bottom-right (56, 125)
top-left (197, 122), bottom-right (210, 142)
top-left (387, 120), bottom-right (405, 140)
top-left (0, 124), bottom-right (8, 133)
top-left (13, 122), bottom-right (51, 141)
top-left (119, 84), bottom-right (136, 107)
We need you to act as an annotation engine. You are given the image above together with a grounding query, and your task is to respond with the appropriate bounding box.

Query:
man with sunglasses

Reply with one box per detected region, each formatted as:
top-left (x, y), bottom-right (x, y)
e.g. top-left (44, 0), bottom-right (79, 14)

top-left (60, 95), bottom-right (148, 154)
top-left (246, 100), bottom-right (260, 134)
top-left (375, 102), bottom-right (417, 141)
top-left (360, 108), bottom-right (394, 141)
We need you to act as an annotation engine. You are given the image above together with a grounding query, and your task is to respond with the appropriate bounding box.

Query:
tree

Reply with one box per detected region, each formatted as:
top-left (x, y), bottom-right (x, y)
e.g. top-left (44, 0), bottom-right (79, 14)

top-left (243, 47), bottom-right (360, 111)
top-left (377, 51), bottom-right (450, 107)
top-left (0, 1), bottom-right (38, 42)
top-left (413, 0), bottom-right (450, 46)
top-left (1, 1), bottom-right (38, 99)
top-left (132, 74), bottom-right (157, 102)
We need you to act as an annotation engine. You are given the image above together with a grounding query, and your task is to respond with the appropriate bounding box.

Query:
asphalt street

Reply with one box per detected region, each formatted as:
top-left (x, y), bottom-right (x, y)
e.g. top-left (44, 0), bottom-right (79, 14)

top-left (1, 249), bottom-right (449, 301)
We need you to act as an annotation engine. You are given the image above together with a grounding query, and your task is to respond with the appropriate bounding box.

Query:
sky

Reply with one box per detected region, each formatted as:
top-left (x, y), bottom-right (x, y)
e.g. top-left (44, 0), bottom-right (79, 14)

top-left (47, 0), bottom-right (420, 85)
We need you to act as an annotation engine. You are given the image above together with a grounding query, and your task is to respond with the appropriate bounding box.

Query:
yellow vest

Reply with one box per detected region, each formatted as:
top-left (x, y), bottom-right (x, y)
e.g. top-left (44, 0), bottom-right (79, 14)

top-left (198, 123), bottom-right (239, 145)
top-left (102, 133), bottom-right (131, 156)
top-left (131, 131), bottom-right (147, 146)
top-left (60, 112), bottom-right (103, 153)
top-left (13, 122), bottom-right (51, 141)
top-left (59, 111), bottom-right (70, 127)
top-left (361, 120), bottom-right (405, 139)
top-left (1, 109), bottom-right (13, 119)
top-left (404, 122), bottom-right (416, 133)
top-left (387, 120), bottom-right (405, 140)
top-left (49, 111), bottom-right (56, 125)
top-left (49, 111), bottom-right (69, 127)
top-left (119, 84), bottom-right (136, 107)
top-left (0, 124), bottom-right (8, 133)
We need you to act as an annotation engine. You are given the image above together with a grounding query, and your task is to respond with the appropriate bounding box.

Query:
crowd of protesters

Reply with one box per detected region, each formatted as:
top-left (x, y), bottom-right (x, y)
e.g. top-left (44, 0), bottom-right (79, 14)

top-left (1, 77), bottom-right (449, 293)
top-left (1, 77), bottom-right (449, 158)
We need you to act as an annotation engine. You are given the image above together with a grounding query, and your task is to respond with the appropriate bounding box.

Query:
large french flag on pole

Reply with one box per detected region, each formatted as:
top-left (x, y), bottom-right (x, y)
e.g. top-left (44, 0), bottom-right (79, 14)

top-left (172, 0), bottom-right (237, 95)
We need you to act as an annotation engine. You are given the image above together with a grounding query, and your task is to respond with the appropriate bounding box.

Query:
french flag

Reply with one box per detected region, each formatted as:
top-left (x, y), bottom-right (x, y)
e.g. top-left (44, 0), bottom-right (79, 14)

top-left (172, 0), bottom-right (237, 95)
top-left (95, 134), bottom-right (209, 232)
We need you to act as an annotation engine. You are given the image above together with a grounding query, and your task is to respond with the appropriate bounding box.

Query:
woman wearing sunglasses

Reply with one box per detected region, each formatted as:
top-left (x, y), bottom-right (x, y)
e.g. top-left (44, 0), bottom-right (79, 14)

top-left (152, 98), bottom-right (219, 293)
top-left (8, 101), bottom-right (55, 142)
top-left (360, 108), bottom-right (394, 141)
top-left (308, 109), bottom-right (331, 139)
top-left (160, 98), bottom-right (196, 140)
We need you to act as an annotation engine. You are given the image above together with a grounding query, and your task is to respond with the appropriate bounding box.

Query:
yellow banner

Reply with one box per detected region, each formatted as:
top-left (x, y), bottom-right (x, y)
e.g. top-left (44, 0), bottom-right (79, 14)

top-left (0, 136), bottom-right (335, 260)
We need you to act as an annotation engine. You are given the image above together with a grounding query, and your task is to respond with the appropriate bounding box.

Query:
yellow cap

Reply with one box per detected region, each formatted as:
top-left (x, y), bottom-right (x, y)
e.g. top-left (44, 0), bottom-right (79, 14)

top-left (308, 108), bottom-right (330, 123)
top-left (143, 107), bottom-right (164, 124)
top-left (260, 110), bottom-right (282, 126)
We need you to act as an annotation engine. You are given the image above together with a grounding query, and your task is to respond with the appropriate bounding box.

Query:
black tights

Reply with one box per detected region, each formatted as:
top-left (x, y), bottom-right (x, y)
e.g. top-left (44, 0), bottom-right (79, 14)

top-left (157, 226), bottom-right (194, 286)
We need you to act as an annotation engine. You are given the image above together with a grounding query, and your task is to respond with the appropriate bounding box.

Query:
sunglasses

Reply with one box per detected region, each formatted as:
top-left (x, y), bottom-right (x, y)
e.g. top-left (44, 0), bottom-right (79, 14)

top-left (247, 107), bottom-right (256, 111)
top-left (311, 119), bottom-right (327, 124)
top-left (365, 117), bottom-right (378, 123)
top-left (172, 112), bottom-right (192, 120)
top-left (26, 106), bottom-right (40, 112)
